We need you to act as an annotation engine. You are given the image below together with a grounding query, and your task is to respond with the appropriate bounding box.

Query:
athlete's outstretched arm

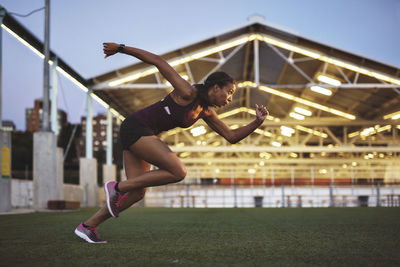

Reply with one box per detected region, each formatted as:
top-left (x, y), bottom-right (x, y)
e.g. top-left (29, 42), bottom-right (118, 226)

top-left (103, 42), bottom-right (196, 100)
top-left (203, 104), bottom-right (269, 144)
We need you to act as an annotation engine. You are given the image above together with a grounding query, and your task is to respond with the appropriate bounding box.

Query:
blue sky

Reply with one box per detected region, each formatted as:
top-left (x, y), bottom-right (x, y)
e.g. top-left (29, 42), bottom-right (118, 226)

top-left (1, 0), bottom-right (400, 130)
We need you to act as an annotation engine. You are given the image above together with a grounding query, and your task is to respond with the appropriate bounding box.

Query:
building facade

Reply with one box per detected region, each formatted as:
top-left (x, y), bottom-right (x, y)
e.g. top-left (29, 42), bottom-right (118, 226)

top-left (78, 114), bottom-right (120, 157)
top-left (25, 99), bottom-right (67, 133)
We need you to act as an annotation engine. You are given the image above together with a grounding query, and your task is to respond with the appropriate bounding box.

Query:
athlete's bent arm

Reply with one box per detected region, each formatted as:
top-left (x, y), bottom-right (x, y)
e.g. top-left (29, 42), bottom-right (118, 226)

top-left (103, 42), bottom-right (196, 100)
top-left (203, 104), bottom-right (269, 144)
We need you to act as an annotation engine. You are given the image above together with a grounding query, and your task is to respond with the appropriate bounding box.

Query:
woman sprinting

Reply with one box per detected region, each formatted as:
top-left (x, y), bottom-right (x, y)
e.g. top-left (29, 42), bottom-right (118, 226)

top-left (74, 43), bottom-right (269, 243)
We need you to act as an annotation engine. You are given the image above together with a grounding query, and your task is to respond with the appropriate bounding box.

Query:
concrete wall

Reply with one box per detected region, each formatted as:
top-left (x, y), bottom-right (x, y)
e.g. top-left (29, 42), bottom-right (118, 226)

top-left (63, 183), bottom-right (83, 203)
top-left (79, 158), bottom-right (98, 207)
top-left (103, 164), bottom-right (116, 183)
top-left (33, 132), bottom-right (59, 210)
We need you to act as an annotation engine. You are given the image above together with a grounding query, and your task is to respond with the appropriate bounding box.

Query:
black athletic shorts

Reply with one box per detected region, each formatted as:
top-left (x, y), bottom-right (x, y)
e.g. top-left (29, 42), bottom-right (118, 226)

top-left (119, 114), bottom-right (155, 150)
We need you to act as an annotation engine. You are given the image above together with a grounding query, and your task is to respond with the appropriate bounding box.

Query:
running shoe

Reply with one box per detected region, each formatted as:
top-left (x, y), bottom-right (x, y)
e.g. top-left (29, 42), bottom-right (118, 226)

top-left (74, 223), bottom-right (107, 243)
top-left (105, 181), bottom-right (127, 218)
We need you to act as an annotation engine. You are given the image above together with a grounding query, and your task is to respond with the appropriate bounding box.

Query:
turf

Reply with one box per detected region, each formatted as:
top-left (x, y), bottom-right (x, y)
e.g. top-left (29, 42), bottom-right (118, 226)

top-left (1, 208), bottom-right (399, 266)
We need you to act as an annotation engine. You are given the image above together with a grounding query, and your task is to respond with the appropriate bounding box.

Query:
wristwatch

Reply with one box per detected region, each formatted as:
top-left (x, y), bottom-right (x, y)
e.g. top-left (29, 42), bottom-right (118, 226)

top-left (117, 44), bottom-right (125, 53)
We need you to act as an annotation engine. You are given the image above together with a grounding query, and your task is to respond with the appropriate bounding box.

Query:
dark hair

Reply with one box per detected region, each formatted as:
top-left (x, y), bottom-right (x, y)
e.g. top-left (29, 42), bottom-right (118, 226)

top-left (194, 72), bottom-right (235, 108)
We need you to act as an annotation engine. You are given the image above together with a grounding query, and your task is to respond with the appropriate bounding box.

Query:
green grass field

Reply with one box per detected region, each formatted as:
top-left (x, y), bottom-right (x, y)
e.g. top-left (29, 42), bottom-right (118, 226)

top-left (1, 207), bottom-right (400, 266)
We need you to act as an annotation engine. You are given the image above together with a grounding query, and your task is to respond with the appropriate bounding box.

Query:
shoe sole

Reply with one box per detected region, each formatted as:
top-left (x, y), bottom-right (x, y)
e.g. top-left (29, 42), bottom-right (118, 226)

top-left (74, 229), bottom-right (107, 244)
top-left (105, 181), bottom-right (117, 218)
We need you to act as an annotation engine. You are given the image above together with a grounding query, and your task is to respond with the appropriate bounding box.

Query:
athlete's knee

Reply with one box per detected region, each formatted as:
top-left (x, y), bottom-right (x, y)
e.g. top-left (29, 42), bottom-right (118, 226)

top-left (172, 165), bottom-right (187, 182)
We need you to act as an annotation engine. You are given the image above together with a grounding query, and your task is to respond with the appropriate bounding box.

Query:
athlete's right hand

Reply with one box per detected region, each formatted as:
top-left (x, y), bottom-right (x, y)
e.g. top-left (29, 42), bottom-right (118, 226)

top-left (103, 42), bottom-right (119, 58)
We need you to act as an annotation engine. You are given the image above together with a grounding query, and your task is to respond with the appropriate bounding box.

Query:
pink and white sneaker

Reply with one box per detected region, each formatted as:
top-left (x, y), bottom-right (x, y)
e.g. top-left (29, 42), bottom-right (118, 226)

top-left (74, 223), bottom-right (107, 243)
top-left (104, 181), bottom-right (127, 218)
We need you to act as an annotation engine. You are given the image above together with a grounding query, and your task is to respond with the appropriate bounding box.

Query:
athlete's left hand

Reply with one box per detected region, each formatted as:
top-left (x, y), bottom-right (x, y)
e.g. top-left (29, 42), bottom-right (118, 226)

top-left (255, 104), bottom-right (269, 123)
top-left (103, 42), bottom-right (119, 58)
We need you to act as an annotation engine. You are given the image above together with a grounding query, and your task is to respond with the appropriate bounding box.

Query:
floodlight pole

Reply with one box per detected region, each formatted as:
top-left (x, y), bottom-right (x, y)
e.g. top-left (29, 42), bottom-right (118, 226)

top-left (41, 0), bottom-right (50, 131)
top-left (0, 8), bottom-right (5, 129)
top-left (0, 8), bottom-right (5, 180)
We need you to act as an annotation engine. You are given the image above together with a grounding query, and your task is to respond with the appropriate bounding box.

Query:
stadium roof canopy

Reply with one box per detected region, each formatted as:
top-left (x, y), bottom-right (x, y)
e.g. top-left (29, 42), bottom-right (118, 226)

top-left (87, 16), bottom-right (400, 178)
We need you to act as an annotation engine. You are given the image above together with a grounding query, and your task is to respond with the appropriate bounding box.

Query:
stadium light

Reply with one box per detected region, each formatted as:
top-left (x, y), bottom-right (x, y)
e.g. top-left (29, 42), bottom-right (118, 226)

top-left (294, 107), bottom-right (312, 116)
top-left (383, 110), bottom-right (400, 120)
top-left (310, 85), bottom-right (332, 96)
top-left (317, 75), bottom-right (341, 86)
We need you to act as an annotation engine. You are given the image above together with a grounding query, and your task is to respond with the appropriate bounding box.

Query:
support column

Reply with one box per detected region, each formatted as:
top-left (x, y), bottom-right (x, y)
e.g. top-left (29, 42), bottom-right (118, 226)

top-left (253, 39), bottom-right (259, 85)
top-left (0, 9), bottom-right (11, 212)
top-left (50, 57), bottom-right (58, 135)
top-left (33, 132), bottom-right (58, 210)
top-left (57, 147), bottom-right (64, 199)
top-left (80, 87), bottom-right (98, 207)
top-left (80, 157), bottom-right (98, 207)
top-left (41, 0), bottom-right (50, 131)
top-left (0, 8), bottom-right (5, 130)
top-left (106, 109), bottom-right (112, 165)
top-left (86, 88), bottom-right (93, 159)
top-left (0, 130), bottom-right (11, 212)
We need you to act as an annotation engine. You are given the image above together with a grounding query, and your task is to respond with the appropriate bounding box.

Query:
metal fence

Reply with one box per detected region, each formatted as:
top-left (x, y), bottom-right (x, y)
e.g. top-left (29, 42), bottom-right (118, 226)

top-left (143, 183), bottom-right (400, 208)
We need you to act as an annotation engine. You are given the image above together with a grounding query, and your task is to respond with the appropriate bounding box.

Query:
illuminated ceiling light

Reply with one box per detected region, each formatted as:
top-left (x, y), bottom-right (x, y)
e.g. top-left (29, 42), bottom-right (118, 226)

top-left (383, 110), bottom-right (400, 120)
top-left (295, 126), bottom-right (327, 138)
top-left (281, 126), bottom-right (295, 136)
top-left (360, 127), bottom-right (375, 136)
top-left (204, 152), bottom-right (214, 157)
top-left (2, 24), bottom-right (44, 59)
top-left (271, 141), bottom-right (281, 147)
top-left (254, 128), bottom-right (273, 137)
top-left (211, 141), bottom-right (221, 146)
top-left (289, 112), bottom-right (305, 120)
top-left (190, 126), bottom-right (207, 137)
top-left (349, 125), bottom-right (391, 138)
top-left (248, 169), bottom-right (256, 174)
top-left (218, 107), bottom-right (277, 121)
top-left (258, 85), bottom-right (356, 120)
top-left (259, 161), bottom-right (265, 166)
top-left (319, 169), bottom-right (327, 174)
top-left (290, 152), bottom-right (298, 158)
top-left (310, 86), bottom-right (332, 96)
top-left (352, 162), bottom-right (357, 167)
top-left (237, 81), bottom-right (257, 88)
top-left (294, 107), bottom-right (312, 116)
top-left (317, 75), bottom-right (341, 86)
top-left (259, 152), bottom-right (272, 159)
top-left (179, 152), bottom-right (191, 158)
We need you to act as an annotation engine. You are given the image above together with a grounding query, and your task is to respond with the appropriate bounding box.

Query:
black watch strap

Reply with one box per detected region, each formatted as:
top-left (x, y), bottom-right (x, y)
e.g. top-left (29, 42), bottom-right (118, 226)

top-left (117, 44), bottom-right (125, 53)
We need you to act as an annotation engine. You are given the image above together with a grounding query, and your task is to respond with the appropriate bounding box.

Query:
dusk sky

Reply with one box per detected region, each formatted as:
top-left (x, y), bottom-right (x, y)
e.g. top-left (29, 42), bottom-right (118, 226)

top-left (1, 0), bottom-right (399, 131)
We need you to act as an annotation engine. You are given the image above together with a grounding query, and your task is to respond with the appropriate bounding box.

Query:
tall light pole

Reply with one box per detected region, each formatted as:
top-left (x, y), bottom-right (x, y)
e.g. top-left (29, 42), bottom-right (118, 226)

top-left (41, 0), bottom-right (50, 131)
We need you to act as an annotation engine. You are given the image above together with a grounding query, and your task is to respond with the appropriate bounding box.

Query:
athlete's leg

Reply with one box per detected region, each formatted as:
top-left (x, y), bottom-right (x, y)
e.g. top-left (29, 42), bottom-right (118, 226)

top-left (84, 151), bottom-right (150, 227)
top-left (117, 135), bottom-right (187, 192)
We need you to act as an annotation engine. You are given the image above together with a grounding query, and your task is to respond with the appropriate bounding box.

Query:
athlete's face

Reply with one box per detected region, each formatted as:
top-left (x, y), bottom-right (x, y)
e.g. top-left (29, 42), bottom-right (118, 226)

top-left (211, 83), bottom-right (236, 107)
